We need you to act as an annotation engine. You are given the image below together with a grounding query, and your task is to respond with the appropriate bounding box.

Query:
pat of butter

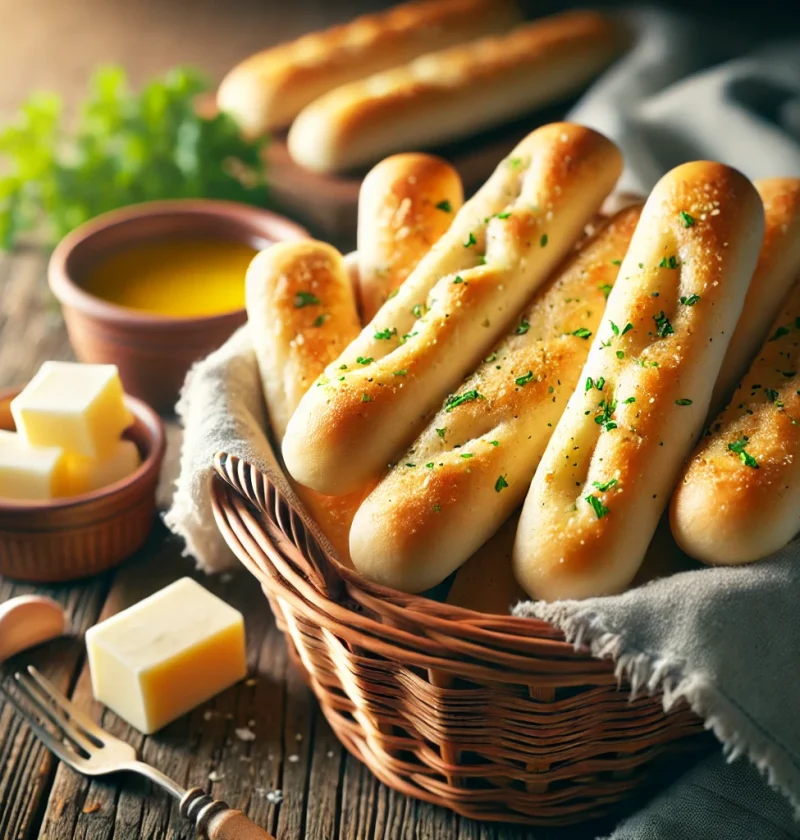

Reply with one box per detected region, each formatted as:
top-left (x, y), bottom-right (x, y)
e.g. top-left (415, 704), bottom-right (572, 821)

top-left (86, 578), bottom-right (247, 734)
top-left (11, 362), bottom-right (133, 458)
top-left (0, 430), bottom-right (69, 500)
top-left (66, 440), bottom-right (141, 494)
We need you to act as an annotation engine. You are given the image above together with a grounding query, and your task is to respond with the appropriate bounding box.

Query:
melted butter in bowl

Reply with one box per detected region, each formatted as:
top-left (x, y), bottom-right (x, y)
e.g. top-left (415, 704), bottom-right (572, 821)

top-left (82, 238), bottom-right (258, 317)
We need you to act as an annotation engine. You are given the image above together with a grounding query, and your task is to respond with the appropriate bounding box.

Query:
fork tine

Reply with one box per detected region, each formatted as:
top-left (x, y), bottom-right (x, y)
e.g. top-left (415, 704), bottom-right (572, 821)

top-left (14, 672), bottom-right (97, 755)
top-left (0, 685), bottom-right (87, 769)
top-left (25, 666), bottom-right (106, 745)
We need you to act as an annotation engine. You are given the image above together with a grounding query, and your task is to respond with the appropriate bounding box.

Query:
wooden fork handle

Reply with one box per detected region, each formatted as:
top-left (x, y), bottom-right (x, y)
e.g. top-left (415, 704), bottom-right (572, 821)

top-left (180, 787), bottom-right (275, 840)
top-left (205, 808), bottom-right (276, 840)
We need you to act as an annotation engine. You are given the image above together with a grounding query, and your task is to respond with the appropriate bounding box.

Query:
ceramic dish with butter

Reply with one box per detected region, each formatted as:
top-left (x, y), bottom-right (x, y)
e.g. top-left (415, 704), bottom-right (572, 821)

top-left (48, 199), bottom-right (309, 411)
top-left (0, 385), bottom-right (165, 583)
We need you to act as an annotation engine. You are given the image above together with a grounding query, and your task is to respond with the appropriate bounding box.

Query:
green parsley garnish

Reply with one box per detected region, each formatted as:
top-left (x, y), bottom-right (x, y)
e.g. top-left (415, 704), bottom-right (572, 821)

top-left (585, 494), bottom-right (609, 519)
top-left (592, 478), bottom-right (618, 492)
top-left (594, 398), bottom-right (617, 432)
top-left (496, 211), bottom-right (511, 219)
top-left (411, 302), bottom-right (427, 319)
top-left (516, 319), bottom-right (530, 335)
top-left (728, 435), bottom-right (759, 468)
top-left (295, 291), bottom-right (320, 308)
top-left (515, 371), bottom-right (534, 387)
top-left (571, 327), bottom-right (592, 339)
top-left (452, 275), bottom-right (465, 284)
top-left (611, 259), bottom-right (622, 266)
top-left (444, 390), bottom-right (484, 412)
top-left (464, 232), bottom-right (477, 247)
top-left (312, 314), bottom-right (327, 327)
top-left (675, 398), bottom-right (693, 406)
top-left (436, 428), bottom-right (446, 438)
top-left (508, 157), bottom-right (522, 168)
top-left (765, 388), bottom-right (783, 407)
top-left (426, 462), bottom-right (434, 469)
top-left (540, 233), bottom-right (549, 248)
top-left (393, 369), bottom-right (407, 376)
top-left (616, 350), bottom-right (625, 359)
top-left (485, 352), bottom-right (497, 363)
top-left (460, 453), bottom-right (474, 459)
top-left (374, 327), bottom-right (397, 340)
top-left (680, 294), bottom-right (701, 306)
top-left (435, 200), bottom-right (452, 213)
top-left (622, 396), bottom-right (636, 404)
top-left (361, 393), bottom-right (372, 403)
top-left (488, 440), bottom-right (499, 446)
top-left (599, 283), bottom-right (613, 299)
top-left (495, 475), bottom-right (509, 492)
top-left (680, 211), bottom-right (695, 227)
top-left (769, 325), bottom-right (791, 342)
top-left (586, 377), bottom-right (605, 391)
top-left (659, 256), bottom-right (679, 269)
top-left (356, 356), bottom-right (373, 365)
top-left (654, 311), bottom-right (674, 337)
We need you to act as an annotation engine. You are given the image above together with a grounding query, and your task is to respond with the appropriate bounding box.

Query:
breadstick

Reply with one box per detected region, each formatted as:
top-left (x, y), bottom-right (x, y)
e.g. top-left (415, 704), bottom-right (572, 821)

top-left (288, 11), bottom-right (624, 173)
top-left (218, 0), bottom-right (519, 135)
top-left (245, 242), bottom-right (366, 565)
top-left (282, 123), bottom-right (623, 495)
top-left (711, 178), bottom-right (800, 411)
top-left (671, 272), bottom-right (800, 565)
top-left (513, 161), bottom-right (764, 601)
top-left (349, 205), bottom-right (642, 592)
top-left (358, 153), bottom-right (463, 321)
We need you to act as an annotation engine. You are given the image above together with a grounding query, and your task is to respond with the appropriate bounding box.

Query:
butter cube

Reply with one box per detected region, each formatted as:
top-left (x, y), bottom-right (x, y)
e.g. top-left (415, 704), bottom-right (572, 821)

top-left (11, 362), bottom-right (133, 458)
top-left (66, 440), bottom-right (141, 494)
top-left (0, 430), bottom-right (69, 500)
top-left (86, 578), bottom-right (247, 734)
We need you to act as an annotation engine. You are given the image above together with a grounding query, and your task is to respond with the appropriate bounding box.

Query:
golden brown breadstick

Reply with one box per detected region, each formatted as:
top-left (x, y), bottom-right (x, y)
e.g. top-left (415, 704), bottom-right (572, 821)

top-left (245, 242), bottom-right (366, 565)
top-left (710, 178), bottom-right (800, 411)
top-left (218, 0), bottom-right (519, 135)
top-left (671, 272), bottom-right (800, 565)
top-left (288, 11), bottom-right (625, 173)
top-left (282, 123), bottom-right (623, 495)
top-left (513, 161), bottom-right (764, 601)
top-left (349, 205), bottom-right (642, 592)
top-left (357, 153), bottom-right (463, 321)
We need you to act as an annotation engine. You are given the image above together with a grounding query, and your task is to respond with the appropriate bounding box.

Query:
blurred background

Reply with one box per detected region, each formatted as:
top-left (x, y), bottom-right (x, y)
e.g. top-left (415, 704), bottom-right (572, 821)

top-left (2, 0), bottom-right (799, 116)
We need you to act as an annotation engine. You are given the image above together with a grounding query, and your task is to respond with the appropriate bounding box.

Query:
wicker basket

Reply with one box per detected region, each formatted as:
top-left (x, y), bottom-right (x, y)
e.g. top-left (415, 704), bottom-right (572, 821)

top-left (211, 452), bottom-right (708, 827)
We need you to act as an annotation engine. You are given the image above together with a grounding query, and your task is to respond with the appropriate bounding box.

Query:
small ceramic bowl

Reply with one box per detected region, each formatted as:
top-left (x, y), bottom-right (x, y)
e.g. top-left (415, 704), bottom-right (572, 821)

top-left (0, 388), bottom-right (165, 583)
top-left (48, 200), bottom-right (309, 411)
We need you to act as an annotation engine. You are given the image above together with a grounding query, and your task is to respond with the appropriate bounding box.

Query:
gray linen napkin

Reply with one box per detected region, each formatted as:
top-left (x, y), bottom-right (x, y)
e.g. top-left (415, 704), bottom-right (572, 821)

top-left (165, 9), bottom-right (800, 838)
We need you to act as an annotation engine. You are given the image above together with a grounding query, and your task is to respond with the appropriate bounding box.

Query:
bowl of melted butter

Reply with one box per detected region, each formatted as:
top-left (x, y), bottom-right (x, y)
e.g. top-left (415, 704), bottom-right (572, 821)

top-left (49, 200), bottom-right (309, 411)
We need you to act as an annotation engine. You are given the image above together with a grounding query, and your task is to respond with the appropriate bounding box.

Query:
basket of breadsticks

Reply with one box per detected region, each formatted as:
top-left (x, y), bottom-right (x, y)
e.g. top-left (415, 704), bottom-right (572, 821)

top-left (203, 116), bottom-right (800, 825)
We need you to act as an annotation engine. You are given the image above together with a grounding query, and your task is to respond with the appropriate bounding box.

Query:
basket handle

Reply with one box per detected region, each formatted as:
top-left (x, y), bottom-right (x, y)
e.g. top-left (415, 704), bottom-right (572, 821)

top-left (213, 451), bottom-right (343, 598)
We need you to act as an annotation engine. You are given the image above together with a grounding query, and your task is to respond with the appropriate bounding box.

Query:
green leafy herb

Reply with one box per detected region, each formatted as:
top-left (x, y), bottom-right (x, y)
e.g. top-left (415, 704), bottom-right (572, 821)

top-left (571, 327), bottom-right (592, 339)
top-left (295, 291), bottom-right (320, 308)
top-left (616, 350), bottom-right (625, 359)
top-left (599, 283), bottom-right (613, 299)
top-left (488, 440), bottom-right (499, 446)
top-left (452, 275), bottom-right (465, 284)
top-left (496, 211), bottom-right (511, 219)
top-left (444, 389), bottom-right (484, 412)
top-left (540, 233), bottom-right (548, 248)
top-left (0, 65), bottom-right (269, 250)
top-left (594, 398), bottom-right (617, 432)
top-left (356, 356), bottom-right (373, 365)
top-left (393, 369), bottom-right (407, 376)
top-left (485, 352), bottom-right (497, 363)
top-left (592, 478), bottom-right (618, 492)
top-left (585, 494), bottom-right (609, 519)
top-left (659, 256), bottom-right (679, 269)
top-left (405, 463), bottom-right (416, 468)
top-left (464, 232), bottom-right (477, 247)
top-left (495, 475), bottom-right (509, 492)
top-left (611, 259), bottom-right (622, 266)
top-left (361, 393), bottom-right (372, 403)
top-left (411, 302), bottom-right (427, 319)
top-left (622, 396), bottom-right (636, 404)
top-left (312, 313), bottom-right (327, 327)
top-left (374, 327), bottom-right (397, 340)
top-left (675, 398), bottom-right (693, 406)
top-left (435, 199), bottom-right (452, 212)
top-left (680, 294), bottom-right (701, 306)
top-left (426, 462), bottom-right (434, 469)
top-left (769, 325), bottom-right (791, 342)
top-left (516, 319), bottom-right (530, 335)
top-left (515, 370), bottom-right (534, 387)
top-left (460, 453), bottom-right (474, 459)
top-left (680, 211), bottom-right (695, 227)
top-left (654, 311), bottom-right (674, 337)
top-left (586, 376), bottom-right (605, 391)
top-left (728, 435), bottom-right (759, 468)
top-left (436, 427), bottom-right (446, 438)
top-left (508, 157), bottom-right (522, 169)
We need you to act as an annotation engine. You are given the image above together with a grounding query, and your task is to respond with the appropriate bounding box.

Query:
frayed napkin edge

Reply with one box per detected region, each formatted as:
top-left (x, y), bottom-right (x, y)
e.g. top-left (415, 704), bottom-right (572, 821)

top-left (513, 599), bottom-right (800, 820)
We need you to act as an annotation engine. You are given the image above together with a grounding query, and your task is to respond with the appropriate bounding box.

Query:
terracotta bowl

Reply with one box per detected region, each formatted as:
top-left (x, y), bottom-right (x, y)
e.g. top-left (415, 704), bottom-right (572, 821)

top-left (0, 388), bottom-right (165, 583)
top-left (48, 200), bottom-right (309, 412)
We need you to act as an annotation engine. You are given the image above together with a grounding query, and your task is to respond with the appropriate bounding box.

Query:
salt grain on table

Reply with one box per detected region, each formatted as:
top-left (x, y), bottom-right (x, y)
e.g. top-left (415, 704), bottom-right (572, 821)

top-left (288, 754), bottom-right (299, 763)
top-left (235, 727), bottom-right (256, 742)
top-left (208, 770), bottom-right (224, 782)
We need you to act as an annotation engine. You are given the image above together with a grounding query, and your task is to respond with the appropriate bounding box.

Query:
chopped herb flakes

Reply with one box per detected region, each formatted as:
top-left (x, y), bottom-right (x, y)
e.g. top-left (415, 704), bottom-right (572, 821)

top-left (680, 211), bottom-right (695, 227)
top-left (485, 352), bottom-right (497, 363)
top-left (769, 325), bottom-right (791, 342)
top-left (654, 311), bottom-right (674, 337)
top-left (312, 314), bottom-right (327, 327)
top-left (571, 327), bottom-right (592, 339)
top-left (464, 232), bottom-right (477, 248)
top-left (728, 435), bottom-right (758, 468)
top-left (444, 390), bottom-right (484, 412)
top-left (294, 291), bottom-right (320, 308)
top-left (616, 350), bottom-right (625, 359)
top-left (594, 398), bottom-right (617, 432)
top-left (436, 427), bottom-right (446, 438)
top-left (585, 494), bottom-right (609, 519)
top-left (508, 157), bottom-right (522, 168)
top-left (592, 478), bottom-right (618, 492)
top-left (411, 303), bottom-right (427, 318)
top-left (675, 398), bottom-right (693, 406)
top-left (611, 259), bottom-right (622, 266)
top-left (516, 319), bottom-right (530, 335)
top-left (599, 283), bottom-right (613, 299)
top-left (659, 256), bottom-right (679, 269)
top-left (586, 376), bottom-right (605, 392)
top-left (361, 393), bottom-right (372, 402)
top-left (426, 462), bottom-right (434, 469)
top-left (489, 440), bottom-right (499, 446)
top-left (452, 275), bottom-right (465, 284)
top-left (356, 356), bottom-right (373, 365)
top-left (623, 396), bottom-right (636, 404)
top-left (515, 371), bottom-right (534, 387)
top-left (393, 369), bottom-right (407, 376)
top-left (540, 233), bottom-right (549, 248)
top-left (495, 475), bottom-right (509, 492)
top-left (374, 327), bottom-right (397, 340)
top-left (610, 320), bottom-right (633, 337)
top-left (496, 211), bottom-right (511, 219)
top-left (680, 294), bottom-right (700, 306)
top-left (435, 200), bottom-right (452, 213)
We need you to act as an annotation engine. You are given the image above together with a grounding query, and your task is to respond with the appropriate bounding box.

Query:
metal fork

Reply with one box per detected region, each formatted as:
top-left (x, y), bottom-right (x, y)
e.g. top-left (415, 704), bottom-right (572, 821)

top-left (1, 666), bottom-right (275, 840)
